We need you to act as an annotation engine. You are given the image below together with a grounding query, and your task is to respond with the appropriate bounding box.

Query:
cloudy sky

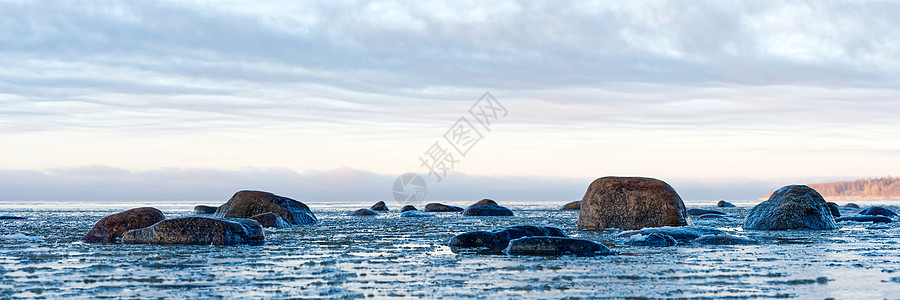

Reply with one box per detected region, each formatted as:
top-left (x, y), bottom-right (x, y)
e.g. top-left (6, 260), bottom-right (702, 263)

top-left (2, 0), bottom-right (899, 204)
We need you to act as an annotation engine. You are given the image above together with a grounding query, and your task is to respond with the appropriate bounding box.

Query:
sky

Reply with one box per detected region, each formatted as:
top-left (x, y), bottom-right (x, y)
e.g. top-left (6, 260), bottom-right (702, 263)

top-left (2, 0), bottom-right (899, 204)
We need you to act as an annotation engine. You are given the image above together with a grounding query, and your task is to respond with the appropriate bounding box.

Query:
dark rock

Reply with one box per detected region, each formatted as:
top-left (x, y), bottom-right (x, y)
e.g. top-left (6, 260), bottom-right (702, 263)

top-left (826, 202), bottom-right (840, 217)
top-left (717, 200), bottom-right (736, 208)
top-left (835, 216), bottom-right (892, 223)
top-left (577, 177), bottom-right (692, 231)
top-left (424, 203), bottom-right (464, 212)
top-left (858, 206), bottom-right (898, 217)
top-left (462, 199), bottom-right (514, 216)
top-left (841, 203), bottom-right (860, 209)
top-left (401, 211), bottom-right (433, 218)
top-left (743, 185), bottom-right (838, 231)
top-left (401, 205), bottom-right (417, 212)
top-left (193, 205), bottom-right (218, 214)
top-left (82, 207), bottom-right (165, 243)
top-left (122, 217), bottom-right (264, 246)
top-left (562, 201), bottom-right (581, 210)
top-left (696, 214), bottom-right (727, 220)
top-left (249, 212), bottom-right (291, 228)
top-left (506, 237), bottom-right (614, 257)
top-left (624, 233), bottom-right (677, 247)
top-left (617, 226), bottom-right (724, 242)
top-left (696, 234), bottom-right (757, 245)
top-left (350, 209), bottom-right (378, 216)
top-left (449, 225), bottom-right (567, 254)
top-left (687, 209), bottom-right (726, 216)
top-left (214, 190), bottom-right (317, 225)
top-left (370, 201), bottom-right (389, 211)
top-left (0, 216), bottom-right (26, 220)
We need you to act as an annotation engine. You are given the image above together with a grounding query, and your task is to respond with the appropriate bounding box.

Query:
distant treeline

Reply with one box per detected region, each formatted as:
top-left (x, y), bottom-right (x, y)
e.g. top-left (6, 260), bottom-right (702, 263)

top-left (808, 176), bottom-right (900, 200)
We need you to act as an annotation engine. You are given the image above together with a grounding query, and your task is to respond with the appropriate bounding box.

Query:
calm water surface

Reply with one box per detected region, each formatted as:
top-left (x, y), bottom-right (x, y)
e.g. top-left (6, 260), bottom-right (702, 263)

top-left (1, 201), bottom-right (899, 299)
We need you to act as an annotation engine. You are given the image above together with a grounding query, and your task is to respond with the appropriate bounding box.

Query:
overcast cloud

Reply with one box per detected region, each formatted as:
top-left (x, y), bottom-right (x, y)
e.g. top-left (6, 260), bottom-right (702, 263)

top-left (1, 1), bottom-right (898, 202)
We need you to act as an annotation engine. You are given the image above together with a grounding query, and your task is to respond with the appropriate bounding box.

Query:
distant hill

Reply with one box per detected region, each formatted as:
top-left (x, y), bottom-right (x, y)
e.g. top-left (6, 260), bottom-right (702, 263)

top-left (807, 177), bottom-right (900, 200)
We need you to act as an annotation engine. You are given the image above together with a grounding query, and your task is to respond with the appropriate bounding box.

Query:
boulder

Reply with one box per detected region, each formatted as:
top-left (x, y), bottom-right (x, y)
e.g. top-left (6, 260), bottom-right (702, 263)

top-left (841, 203), bottom-right (860, 209)
top-left (449, 225), bottom-right (567, 254)
top-left (506, 237), bottom-right (614, 257)
top-left (122, 217), bottom-right (264, 246)
top-left (696, 234), bottom-right (757, 245)
top-left (424, 203), bottom-right (464, 212)
top-left (696, 214), bottom-right (727, 220)
top-left (401, 205), bottom-right (418, 212)
top-left (370, 201), bottom-right (389, 211)
top-left (743, 185), bottom-right (838, 231)
top-left (82, 207), bottom-right (165, 243)
top-left (624, 233), bottom-right (677, 247)
top-left (835, 216), bottom-right (892, 223)
top-left (249, 212), bottom-right (291, 228)
top-left (858, 206), bottom-right (898, 217)
top-left (401, 211), bottom-right (433, 218)
top-left (462, 199), bottom-right (514, 216)
top-left (717, 200), bottom-right (736, 208)
top-left (350, 209), bottom-right (378, 216)
top-left (193, 205), bottom-right (218, 214)
top-left (617, 226), bottom-right (723, 242)
top-left (577, 177), bottom-right (692, 231)
top-left (0, 216), bottom-right (26, 220)
top-left (687, 209), bottom-right (726, 216)
top-left (214, 190), bottom-right (317, 225)
top-left (826, 202), bottom-right (840, 217)
top-left (562, 201), bottom-right (581, 210)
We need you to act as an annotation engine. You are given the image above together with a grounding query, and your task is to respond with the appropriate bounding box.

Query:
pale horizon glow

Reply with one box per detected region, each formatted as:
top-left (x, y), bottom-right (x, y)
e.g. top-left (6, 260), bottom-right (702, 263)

top-left (2, 1), bottom-right (899, 202)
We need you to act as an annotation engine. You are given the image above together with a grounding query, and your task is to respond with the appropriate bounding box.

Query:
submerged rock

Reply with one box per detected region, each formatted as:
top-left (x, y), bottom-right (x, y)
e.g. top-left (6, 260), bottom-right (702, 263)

top-left (370, 201), bottom-right (389, 211)
top-left (122, 217), bottom-right (264, 246)
top-left (578, 177), bottom-right (692, 231)
top-left (82, 207), bottom-right (165, 243)
top-left (449, 225), bottom-right (567, 254)
top-left (250, 212), bottom-right (291, 228)
top-left (743, 185), bottom-right (838, 231)
top-left (858, 206), bottom-right (898, 217)
top-left (617, 226), bottom-right (724, 242)
top-left (687, 209), bottom-right (726, 216)
top-left (462, 199), bottom-right (514, 216)
top-left (401, 205), bottom-right (417, 212)
top-left (350, 209), bottom-right (378, 216)
top-left (717, 200), bottom-right (736, 208)
top-left (696, 234), bottom-right (757, 245)
top-left (193, 205), bottom-right (218, 214)
top-left (424, 203), bottom-right (464, 212)
top-left (562, 201), bottom-right (581, 210)
top-left (826, 202), bottom-right (841, 218)
top-left (624, 233), bottom-right (677, 247)
top-left (0, 215), bottom-right (26, 220)
top-left (835, 216), bottom-right (892, 223)
top-left (841, 203), bottom-right (860, 209)
top-left (214, 190), bottom-right (317, 225)
top-left (506, 237), bottom-right (614, 257)
top-left (401, 211), bottom-right (433, 218)
top-left (696, 214), bottom-right (727, 220)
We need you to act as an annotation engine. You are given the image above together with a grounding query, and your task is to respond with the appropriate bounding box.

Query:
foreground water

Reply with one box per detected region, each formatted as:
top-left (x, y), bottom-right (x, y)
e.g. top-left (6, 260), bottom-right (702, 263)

top-left (1, 201), bottom-right (899, 299)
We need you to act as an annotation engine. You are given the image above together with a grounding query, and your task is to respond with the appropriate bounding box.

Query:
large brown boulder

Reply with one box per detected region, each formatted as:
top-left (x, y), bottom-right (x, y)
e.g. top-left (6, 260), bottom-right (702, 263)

top-left (370, 201), bottom-right (389, 211)
top-left (122, 217), bottom-right (265, 245)
top-left (214, 190), bottom-right (317, 225)
top-left (743, 185), bottom-right (837, 230)
top-left (82, 207), bottom-right (165, 243)
top-left (424, 203), bottom-right (464, 212)
top-left (577, 177), bottom-right (692, 231)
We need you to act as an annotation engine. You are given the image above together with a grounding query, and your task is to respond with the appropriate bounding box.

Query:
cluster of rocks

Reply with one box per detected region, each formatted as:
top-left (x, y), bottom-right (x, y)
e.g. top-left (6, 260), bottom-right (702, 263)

top-left (82, 190), bottom-right (316, 245)
top-left (449, 225), bottom-right (613, 257)
top-left (347, 199), bottom-right (513, 218)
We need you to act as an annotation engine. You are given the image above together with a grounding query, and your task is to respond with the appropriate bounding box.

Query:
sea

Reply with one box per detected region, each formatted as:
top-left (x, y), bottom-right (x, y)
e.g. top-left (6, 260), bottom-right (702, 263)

top-left (1, 200), bottom-right (899, 299)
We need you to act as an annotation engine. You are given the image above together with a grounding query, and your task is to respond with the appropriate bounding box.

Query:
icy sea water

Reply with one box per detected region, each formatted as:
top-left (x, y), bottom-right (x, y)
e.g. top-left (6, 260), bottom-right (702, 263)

top-left (1, 201), bottom-right (900, 299)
